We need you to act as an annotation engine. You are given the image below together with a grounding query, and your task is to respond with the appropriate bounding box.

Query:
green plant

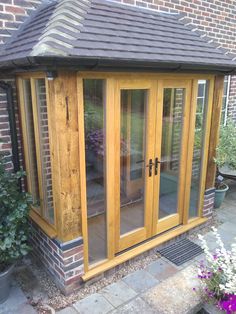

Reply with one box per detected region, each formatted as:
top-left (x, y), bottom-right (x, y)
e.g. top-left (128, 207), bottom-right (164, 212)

top-left (0, 154), bottom-right (32, 272)
top-left (214, 120), bottom-right (236, 190)
top-left (214, 120), bottom-right (236, 170)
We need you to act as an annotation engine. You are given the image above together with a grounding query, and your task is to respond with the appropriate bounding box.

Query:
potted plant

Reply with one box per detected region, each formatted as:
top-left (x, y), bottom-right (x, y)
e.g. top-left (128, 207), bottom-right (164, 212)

top-left (214, 120), bottom-right (236, 208)
top-left (0, 154), bottom-right (32, 303)
top-left (197, 227), bottom-right (236, 313)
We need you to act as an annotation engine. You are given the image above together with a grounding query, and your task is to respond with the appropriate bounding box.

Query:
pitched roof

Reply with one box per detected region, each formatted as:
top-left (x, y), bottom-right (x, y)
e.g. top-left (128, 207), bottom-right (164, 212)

top-left (0, 0), bottom-right (236, 72)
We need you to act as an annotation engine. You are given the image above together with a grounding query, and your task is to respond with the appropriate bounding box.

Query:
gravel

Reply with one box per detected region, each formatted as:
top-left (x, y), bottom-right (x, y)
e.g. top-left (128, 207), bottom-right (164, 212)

top-left (15, 250), bottom-right (160, 313)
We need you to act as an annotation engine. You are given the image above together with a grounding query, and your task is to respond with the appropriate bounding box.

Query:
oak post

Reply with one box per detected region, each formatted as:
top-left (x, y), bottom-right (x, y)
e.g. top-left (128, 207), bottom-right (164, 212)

top-left (205, 75), bottom-right (225, 190)
top-left (47, 71), bottom-right (81, 242)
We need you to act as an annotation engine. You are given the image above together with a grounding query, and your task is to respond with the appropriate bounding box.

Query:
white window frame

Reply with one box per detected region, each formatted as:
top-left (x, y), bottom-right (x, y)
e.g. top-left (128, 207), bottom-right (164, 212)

top-left (222, 76), bottom-right (231, 126)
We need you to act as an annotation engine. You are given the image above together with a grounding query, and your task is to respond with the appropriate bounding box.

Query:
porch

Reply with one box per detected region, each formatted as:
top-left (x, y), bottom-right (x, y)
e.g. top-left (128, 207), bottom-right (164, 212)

top-left (0, 0), bottom-right (236, 295)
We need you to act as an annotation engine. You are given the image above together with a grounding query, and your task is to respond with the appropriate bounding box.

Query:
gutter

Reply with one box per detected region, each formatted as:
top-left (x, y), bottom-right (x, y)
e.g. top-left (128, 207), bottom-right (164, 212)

top-left (0, 56), bottom-right (236, 75)
top-left (0, 81), bottom-right (20, 173)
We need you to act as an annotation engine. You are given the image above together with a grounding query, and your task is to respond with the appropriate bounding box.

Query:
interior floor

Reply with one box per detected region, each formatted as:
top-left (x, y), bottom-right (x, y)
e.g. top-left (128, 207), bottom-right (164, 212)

top-left (88, 195), bottom-right (178, 264)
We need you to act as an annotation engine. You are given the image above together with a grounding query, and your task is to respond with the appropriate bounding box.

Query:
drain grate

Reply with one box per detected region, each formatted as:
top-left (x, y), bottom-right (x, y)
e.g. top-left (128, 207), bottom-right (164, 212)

top-left (157, 238), bottom-right (203, 266)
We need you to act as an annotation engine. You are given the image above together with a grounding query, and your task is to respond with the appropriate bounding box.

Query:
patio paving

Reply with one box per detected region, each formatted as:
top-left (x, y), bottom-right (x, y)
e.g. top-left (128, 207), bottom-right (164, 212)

top-left (0, 281), bottom-right (36, 314)
top-left (62, 181), bottom-right (236, 314)
top-left (1, 181), bottom-right (235, 314)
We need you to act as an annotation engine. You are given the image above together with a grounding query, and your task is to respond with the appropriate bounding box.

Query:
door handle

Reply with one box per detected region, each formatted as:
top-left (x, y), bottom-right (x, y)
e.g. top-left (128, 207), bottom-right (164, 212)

top-left (155, 157), bottom-right (163, 175)
top-left (146, 159), bottom-right (154, 177)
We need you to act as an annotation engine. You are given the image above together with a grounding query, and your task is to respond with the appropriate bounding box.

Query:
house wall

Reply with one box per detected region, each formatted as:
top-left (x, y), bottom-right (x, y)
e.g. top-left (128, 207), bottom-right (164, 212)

top-left (114, 0), bottom-right (236, 122)
top-left (0, 0), bottom-right (41, 44)
top-left (0, 0), bottom-right (42, 169)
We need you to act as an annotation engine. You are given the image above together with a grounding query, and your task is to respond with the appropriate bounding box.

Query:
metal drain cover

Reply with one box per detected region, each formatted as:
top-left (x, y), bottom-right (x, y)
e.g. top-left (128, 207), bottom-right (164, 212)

top-left (157, 238), bottom-right (203, 266)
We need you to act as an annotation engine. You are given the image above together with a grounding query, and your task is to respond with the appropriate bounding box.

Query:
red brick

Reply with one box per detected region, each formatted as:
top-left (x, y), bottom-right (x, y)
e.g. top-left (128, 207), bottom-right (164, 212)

top-left (65, 274), bottom-right (82, 286)
top-left (5, 5), bottom-right (26, 15)
top-left (61, 246), bottom-right (83, 259)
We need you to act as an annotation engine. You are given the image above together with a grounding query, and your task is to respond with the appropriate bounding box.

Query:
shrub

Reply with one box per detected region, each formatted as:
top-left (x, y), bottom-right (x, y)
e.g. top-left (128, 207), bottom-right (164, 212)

top-left (214, 120), bottom-right (236, 170)
top-left (0, 154), bottom-right (32, 272)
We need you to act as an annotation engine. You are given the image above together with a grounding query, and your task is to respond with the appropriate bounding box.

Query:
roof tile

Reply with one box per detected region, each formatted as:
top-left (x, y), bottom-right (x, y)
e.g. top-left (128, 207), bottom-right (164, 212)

top-left (0, 0), bottom-right (235, 71)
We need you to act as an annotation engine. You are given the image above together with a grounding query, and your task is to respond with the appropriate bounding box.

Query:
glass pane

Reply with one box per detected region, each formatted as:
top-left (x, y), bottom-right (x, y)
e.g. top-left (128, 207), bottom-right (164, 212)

top-left (159, 88), bottom-right (185, 219)
top-left (120, 89), bottom-right (147, 235)
top-left (22, 79), bottom-right (40, 208)
top-left (35, 79), bottom-right (54, 224)
top-left (84, 79), bottom-right (106, 264)
top-left (189, 80), bottom-right (209, 218)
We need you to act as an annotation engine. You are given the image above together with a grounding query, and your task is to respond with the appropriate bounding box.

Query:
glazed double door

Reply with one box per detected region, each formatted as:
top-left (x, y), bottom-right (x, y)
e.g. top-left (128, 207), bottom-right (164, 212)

top-left (114, 79), bottom-right (192, 253)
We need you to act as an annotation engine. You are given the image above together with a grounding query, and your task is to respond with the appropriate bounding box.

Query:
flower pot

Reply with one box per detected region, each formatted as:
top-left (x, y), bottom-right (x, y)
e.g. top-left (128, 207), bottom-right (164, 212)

top-left (0, 264), bottom-right (14, 304)
top-left (214, 184), bottom-right (229, 208)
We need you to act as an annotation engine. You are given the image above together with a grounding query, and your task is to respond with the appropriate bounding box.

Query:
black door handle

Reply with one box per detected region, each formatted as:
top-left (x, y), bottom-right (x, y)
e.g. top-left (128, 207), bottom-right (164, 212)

top-left (146, 159), bottom-right (154, 177)
top-left (155, 157), bottom-right (163, 175)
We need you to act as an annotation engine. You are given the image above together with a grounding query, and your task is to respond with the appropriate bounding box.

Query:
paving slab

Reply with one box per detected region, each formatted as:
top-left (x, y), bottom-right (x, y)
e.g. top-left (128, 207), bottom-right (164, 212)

top-left (111, 296), bottom-right (158, 314)
top-left (122, 269), bottom-right (159, 293)
top-left (142, 265), bottom-right (202, 314)
top-left (99, 280), bottom-right (137, 308)
top-left (203, 302), bottom-right (225, 314)
top-left (0, 282), bottom-right (36, 314)
top-left (218, 220), bottom-right (236, 233)
top-left (57, 306), bottom-right (78, 314)
top-left (73, 293), bottom-right (114, 314)
top-left (145, 258), bottom-right (178, 281)
top-left (199, 233), bottom-right (219, 252)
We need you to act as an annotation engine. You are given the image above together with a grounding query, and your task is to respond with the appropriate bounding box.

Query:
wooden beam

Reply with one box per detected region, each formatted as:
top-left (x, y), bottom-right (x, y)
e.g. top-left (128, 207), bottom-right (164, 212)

top-left (205, 75), bottom-right (224, 190)
top-left (47, 72), bottom-right (81, 242)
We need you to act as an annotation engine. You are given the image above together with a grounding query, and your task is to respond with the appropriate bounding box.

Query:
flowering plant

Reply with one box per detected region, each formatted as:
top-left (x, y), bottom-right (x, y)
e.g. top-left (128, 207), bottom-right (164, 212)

top-left (86, 129), bottom-right (128, 157)
top-left (198, 227), bottom-right (236, 313)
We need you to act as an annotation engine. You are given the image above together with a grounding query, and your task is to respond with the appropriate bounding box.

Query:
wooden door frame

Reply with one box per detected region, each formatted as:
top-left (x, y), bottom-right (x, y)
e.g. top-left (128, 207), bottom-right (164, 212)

top-left (114, 79), bottom-right (157, 252)
top-left (77, 72), bottom-right (215, 274)
top-left (152, 79), bottom-right (193, 235)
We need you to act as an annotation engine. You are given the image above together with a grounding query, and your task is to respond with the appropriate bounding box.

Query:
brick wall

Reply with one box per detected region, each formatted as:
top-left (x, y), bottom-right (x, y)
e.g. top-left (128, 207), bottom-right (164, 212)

top-left (114, 0), bottom-right (236, 123)
top-left (0, 0), bottom-right (42, 169)
top-left (203, 188), bottom-right (215, 218)
top-left (115, 0), bottom-right (236, 55)
top-left (0, 0), bottom-right (42, 45)
top-left (0, 85), bottom-right (13, 168)
top-left (30, 221), bottom-right (84, 295)
top-left (0, 78), bottom-right (23, 171)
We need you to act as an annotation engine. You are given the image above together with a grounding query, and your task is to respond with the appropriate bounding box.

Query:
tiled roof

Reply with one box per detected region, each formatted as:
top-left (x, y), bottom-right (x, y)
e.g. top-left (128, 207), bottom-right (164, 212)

top-left (0, 0), bottom-right (236, 71)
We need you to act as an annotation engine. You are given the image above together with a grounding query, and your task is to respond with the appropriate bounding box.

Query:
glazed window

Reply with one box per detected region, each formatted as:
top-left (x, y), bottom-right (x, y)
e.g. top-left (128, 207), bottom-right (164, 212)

top-left (19, 77), bottom-right (54, 225)
top-left (189, 80), bottom-right (209, 218)
top-left (221, 76), bottom-right (230, 126)
top-left (83, 79), bottom-right (107, 265)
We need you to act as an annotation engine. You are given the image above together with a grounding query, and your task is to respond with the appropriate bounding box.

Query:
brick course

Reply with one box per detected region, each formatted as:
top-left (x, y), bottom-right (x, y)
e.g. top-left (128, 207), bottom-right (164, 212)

top-left (30, 220), bottom-right (84, 295)
top-left (203, 188), bottom-right (215, 218)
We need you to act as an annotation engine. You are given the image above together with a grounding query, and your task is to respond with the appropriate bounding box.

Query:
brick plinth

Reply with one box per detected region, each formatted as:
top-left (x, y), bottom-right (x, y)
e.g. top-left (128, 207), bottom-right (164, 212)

top-left (203, 188), bottom-right (215, 218)
top-left (29, 220), bottom-right (84, 295)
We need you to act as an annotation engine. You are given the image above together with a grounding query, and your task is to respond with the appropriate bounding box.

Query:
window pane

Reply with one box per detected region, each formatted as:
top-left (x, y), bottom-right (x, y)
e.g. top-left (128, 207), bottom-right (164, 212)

top-left (120, 89), bottom-right (147, 235)
top-left (22, 79), bottom-right (40, 208)
top-left (221, 76), bottom-right (229, 126)
top-left (159, 88), bottom-right (185, 219)
top-left (189, 80), bottom-right (209, 218)
top-left (83, 79), bottom-right (107, 265)
top-left (35, 79), bottom-right (54, 224)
